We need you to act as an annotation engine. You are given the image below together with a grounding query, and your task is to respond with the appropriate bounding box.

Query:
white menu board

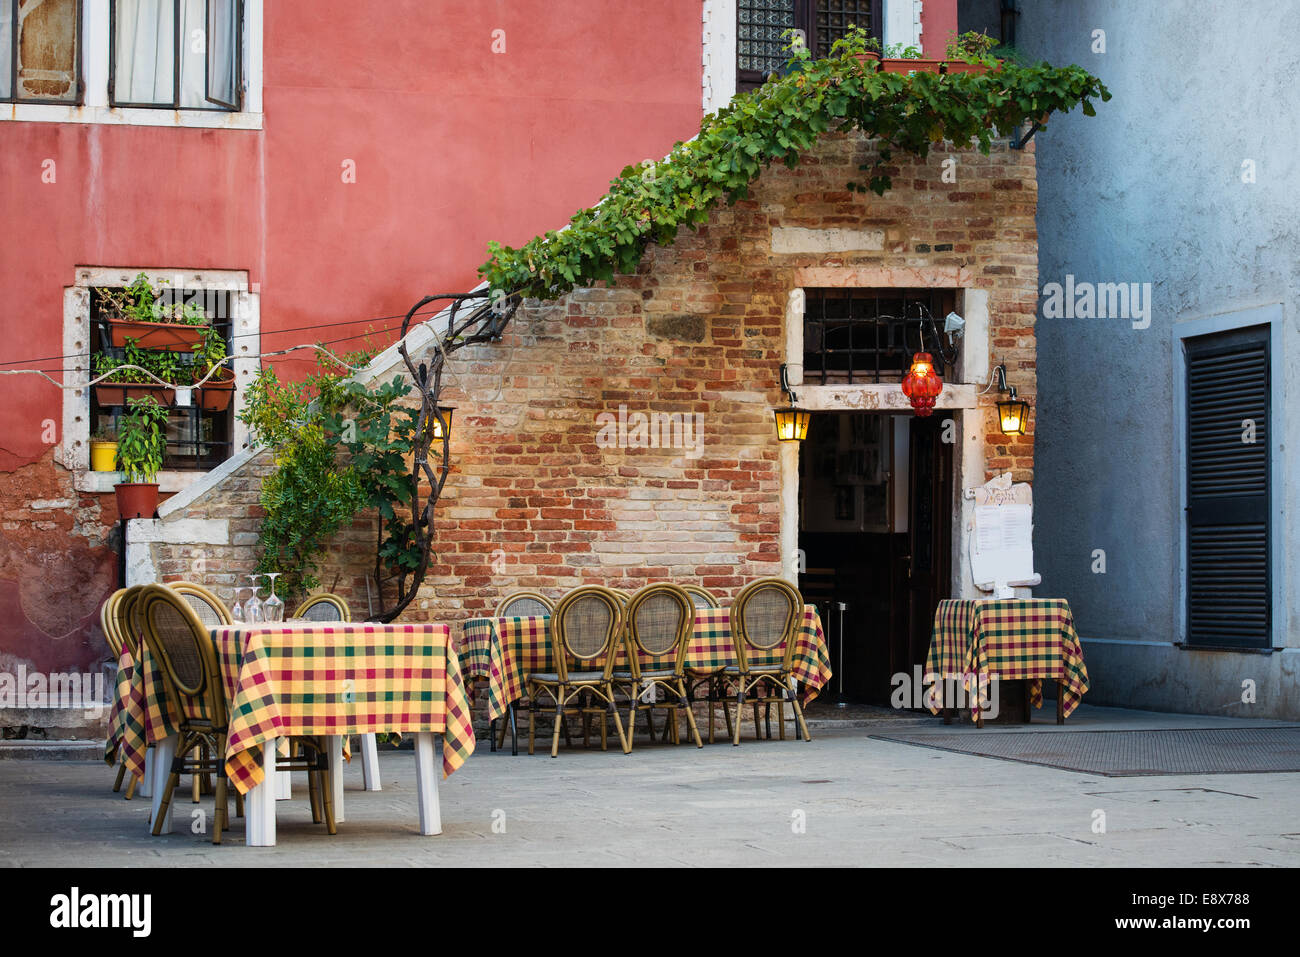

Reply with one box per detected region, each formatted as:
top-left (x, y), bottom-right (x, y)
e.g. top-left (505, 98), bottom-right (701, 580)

top-left (967, 475), bottom-right (1039, 597)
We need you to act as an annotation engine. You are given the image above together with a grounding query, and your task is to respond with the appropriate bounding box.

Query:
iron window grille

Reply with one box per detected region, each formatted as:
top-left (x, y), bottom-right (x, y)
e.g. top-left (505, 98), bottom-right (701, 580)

top-left (108, 0), bottom-right (242, 110)
top-left (2, 0), bottom-right (83, 105)
top-left (802, 288), bottom-right (958, 385)
top-left (90, 285), bottom-right (236, 471)
top-left (737, 0), bottom-right (882, 92)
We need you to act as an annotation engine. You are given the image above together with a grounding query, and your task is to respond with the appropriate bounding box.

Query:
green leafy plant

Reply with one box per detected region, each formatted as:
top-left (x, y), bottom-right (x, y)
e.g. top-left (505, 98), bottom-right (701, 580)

top-left (116, 395), bottom-right (168, 483)
top-left (883, 42), bottom-right (923, 58)
top-left (96, 273), bottom-right (210, 326)
top-left (944, 30), bottom-right (999, 63)
top-left (94, 339), bottom-right (189, 385)
top-left (478, 25), bottom-right (1109, 300)
top-left (192, 326), bottom-right (230, 383)
top-left (238, 349), bottom-right (420, 601)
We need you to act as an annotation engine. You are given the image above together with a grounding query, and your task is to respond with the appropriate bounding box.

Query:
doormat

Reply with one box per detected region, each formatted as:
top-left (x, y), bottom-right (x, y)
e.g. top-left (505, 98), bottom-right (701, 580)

top-left (867, 726), bottom-right (1300, 776)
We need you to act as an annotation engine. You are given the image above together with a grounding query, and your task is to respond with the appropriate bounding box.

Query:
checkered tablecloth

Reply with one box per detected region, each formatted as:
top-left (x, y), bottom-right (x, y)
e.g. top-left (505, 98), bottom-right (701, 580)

top-left (106, 622), bottom-right (474, 793)
top-left (924, 598), bottom-right (1090, 721)
top-left (460, 605), bottom-right (832, 723)
top-left (216, 622), bottom-right (474, 793)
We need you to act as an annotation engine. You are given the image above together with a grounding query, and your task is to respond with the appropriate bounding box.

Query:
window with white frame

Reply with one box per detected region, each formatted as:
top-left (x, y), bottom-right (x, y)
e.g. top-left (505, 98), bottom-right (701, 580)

top-left (1, 0), bottom-right (260, 126)
top-left (60, 267), bottom-right (259, 486)
top-left (110, 0), bottom-right (240, 110)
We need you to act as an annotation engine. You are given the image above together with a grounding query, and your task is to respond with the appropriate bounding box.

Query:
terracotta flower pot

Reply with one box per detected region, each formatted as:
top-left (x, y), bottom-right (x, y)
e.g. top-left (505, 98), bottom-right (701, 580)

top-left (90, 440), bottom-right (118, 472)
top-left (107, 318), bottom-right (208, 351)
top-left (197, 368), bottom-right (236, 412)
top-left (93, 382), bottom-right (176, 408)
top-left (941, 60), bottom-right (997, 75)
top-left (879, 58), bottom-right (945, 74)
top-left (114, 483), bottom-right (159, 520)
top-left (854, 52), bottom-right (881, 69)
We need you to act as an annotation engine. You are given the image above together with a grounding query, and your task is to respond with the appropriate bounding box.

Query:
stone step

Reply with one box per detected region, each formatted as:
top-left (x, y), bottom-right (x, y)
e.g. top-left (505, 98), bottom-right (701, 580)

top-left (0, 740), bottom-right (105, 761)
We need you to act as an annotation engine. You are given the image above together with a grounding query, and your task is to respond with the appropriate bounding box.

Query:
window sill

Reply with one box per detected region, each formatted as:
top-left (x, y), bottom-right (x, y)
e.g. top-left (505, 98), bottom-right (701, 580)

top-left (75, 470), bottom-right (210, 495)
top-left (2, 102), bottom-right (262, 130)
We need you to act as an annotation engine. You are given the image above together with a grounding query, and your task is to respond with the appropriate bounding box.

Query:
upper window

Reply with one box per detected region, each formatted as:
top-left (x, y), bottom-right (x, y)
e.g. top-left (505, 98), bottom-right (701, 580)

top-left (1, 0), bottom-right (82, 104)
top-left (738, 0), bottom-right (881, 92)
top-left (110, 0), bottom-right (240, 110)
top-left (803, 288), bottom-right (956, 385)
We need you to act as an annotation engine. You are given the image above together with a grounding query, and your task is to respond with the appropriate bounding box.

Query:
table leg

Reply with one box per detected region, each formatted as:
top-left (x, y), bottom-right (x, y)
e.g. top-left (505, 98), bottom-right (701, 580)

top-left (148, 734), bottom-right (176, 834)
top-left (413, 731), bottom-right (443, 836)
top-left (361, 733), bottom-right (382, 791)
top-left (1023, 680), bottom-right (1033, 724)
top-left (327, 735), bottom-right (346, 824)
top-left (1057, 679), bottom-right (1065, 724)
top-left (509, 704), bottom-right (519, 756)
top-left (138, 747), bottom-right (153, 799)
top-left (246, 738), bottom-right (279, 847)
top-left (276, 748), bottom-right (292, 800)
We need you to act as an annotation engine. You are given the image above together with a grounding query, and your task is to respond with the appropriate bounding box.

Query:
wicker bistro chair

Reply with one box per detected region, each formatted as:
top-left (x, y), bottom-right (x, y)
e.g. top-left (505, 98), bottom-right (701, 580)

top-left (101, 589), bottom-right (129, 792)
top-left (526, 586), bottom-right (630, 758)
top-left (612, 584), bottom-right (703, 750)
top-left (681, 585), bottom-right (719, 610)
top-left (109, 585), bottom-right (150, 798)
top-left (294, 593), bottom-right (352, 622)
top-left (136, 584), bottom-right (336, 844)
top-left (493, 592), bottom-right (555, 753)
top-left (720, 578), bottom-right (812, 746)
top-left (168, 581), bottom-right (233, 627)
top-left (166, 582), bottom-right (233, 803)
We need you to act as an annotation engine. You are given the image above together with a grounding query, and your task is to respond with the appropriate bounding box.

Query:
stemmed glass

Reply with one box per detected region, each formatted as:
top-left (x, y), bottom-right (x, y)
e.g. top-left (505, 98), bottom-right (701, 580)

top-left (263, 573), bottom-right (284, 622)
top-left (231, 586), bottom-right (246, 623)
top-left (244, 575), bottom-right (264, 623)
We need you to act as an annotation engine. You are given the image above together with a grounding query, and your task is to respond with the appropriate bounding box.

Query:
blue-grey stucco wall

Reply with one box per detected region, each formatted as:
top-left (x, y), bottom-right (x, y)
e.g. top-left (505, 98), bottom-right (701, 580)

top-left (1011, 1), bottom-right (1299, 717)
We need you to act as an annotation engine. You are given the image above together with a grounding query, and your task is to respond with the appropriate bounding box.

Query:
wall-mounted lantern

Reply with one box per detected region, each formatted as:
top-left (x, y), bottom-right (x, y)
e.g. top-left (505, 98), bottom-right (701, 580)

top-left (993, 365), bottom-right (1029, 435)
top-left (773, 364), bottom-right (810, 442)
top-left (901, 352), bottom-right (943, 416)
top-left (426, 404), bottom-right (455, 442)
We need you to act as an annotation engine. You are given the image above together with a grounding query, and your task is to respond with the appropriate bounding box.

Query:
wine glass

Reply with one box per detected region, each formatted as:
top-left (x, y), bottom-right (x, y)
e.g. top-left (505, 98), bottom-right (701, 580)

top-left (231, 586), bottom-right (246, 623)
top-left (263, 573), bottom-right (284, 622)
top-left (245, 575), bottom-right (264, 623)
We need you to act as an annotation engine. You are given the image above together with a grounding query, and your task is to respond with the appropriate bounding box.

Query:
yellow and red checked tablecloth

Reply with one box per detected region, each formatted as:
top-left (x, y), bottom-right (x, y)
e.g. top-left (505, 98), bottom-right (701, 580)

top-left (106, 622), bottom-right (474, 793)
top-left (459, 605), bottom-right (833, 723)
top-left (924, 598), bottom-right (1090, 721)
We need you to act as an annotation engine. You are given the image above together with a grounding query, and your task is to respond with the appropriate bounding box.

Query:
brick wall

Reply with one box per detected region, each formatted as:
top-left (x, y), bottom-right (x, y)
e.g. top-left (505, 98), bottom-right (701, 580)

top-left (149, 129), bottom-right (1039, 625)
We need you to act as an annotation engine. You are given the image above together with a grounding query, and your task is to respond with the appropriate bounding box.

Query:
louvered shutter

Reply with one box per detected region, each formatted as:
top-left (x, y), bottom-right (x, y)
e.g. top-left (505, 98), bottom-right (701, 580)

top-left (1184, 325), bottom-right (1271, 648)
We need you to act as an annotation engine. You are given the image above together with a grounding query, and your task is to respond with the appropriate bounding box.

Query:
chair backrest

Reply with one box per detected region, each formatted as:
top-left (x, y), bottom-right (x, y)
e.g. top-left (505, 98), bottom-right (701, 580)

top-left (731, 577), bottom-right (803, 671)
top-left (294, 593), bottom-right (352, 622)
top-left (101, 588), bottom-right (127, 657)
top-left (114, 585), bottom-right (146, 658)
top-left (681, 585), bottom-right (719, 610)
top-left (551, 585), bottom-right (624, 682)
top-left (137, 584), bottom-right (227, 727)
top-left (169, 581), bottom-right (233, 627)
top-left (494, 590), bottom-right (553, 619)
top-left (624, 583), bottom-right (694, 679)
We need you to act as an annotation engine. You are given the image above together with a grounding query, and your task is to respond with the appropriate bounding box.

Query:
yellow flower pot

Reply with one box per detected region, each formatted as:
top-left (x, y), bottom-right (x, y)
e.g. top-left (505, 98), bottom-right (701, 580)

top-left (90, 440), bottom-right (118, 472)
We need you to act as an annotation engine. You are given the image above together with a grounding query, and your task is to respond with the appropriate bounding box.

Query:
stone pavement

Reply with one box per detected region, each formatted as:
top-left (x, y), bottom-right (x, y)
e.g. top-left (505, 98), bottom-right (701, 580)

top-left (1, 705), bottom-right (1297, 867)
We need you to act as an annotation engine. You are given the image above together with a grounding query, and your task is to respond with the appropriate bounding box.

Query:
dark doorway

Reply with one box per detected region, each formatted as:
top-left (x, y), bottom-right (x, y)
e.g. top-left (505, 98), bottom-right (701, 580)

top-left (799, 412), bottom-right (953, 705)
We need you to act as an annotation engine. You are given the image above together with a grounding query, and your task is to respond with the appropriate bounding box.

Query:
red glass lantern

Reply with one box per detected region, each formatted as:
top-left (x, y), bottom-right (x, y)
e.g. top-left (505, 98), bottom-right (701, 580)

top-left (901, 352), bottom-right (943, 416)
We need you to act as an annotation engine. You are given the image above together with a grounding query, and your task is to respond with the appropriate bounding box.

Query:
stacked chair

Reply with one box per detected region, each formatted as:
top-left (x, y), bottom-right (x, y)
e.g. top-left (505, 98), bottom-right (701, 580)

top-left (613, 583), bottom-right (703, 750)
top-left (525, 585), bottom-right (629, 758)
top-left (493, 591), bottom-right (555, 754)
top-left (717, 577), bottom-right (812, 746)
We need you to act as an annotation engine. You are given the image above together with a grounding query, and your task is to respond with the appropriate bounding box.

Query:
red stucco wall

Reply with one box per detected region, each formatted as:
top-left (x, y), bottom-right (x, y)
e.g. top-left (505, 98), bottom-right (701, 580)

top-left (0, 1), bottom-right (703, 676)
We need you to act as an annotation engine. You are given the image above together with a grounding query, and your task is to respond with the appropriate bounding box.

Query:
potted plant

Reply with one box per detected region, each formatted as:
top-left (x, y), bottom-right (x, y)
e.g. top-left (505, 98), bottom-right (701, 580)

top-left (192, 326), bottom-right (236, 412)
top-left (113, 395), bottom-right (169, 519)
top-left (853, 34), bottom-right (881, 68)
top-left (99, 273), bottom-right (211, 351)
top-left (941, 30), bottom-right (1002, 75)
top-left (90, 428), bottom-right (118, 472)
top-left (92, 341), bottom-right (180, 407)
top-left (879, 42), bottom-right (944, 74)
